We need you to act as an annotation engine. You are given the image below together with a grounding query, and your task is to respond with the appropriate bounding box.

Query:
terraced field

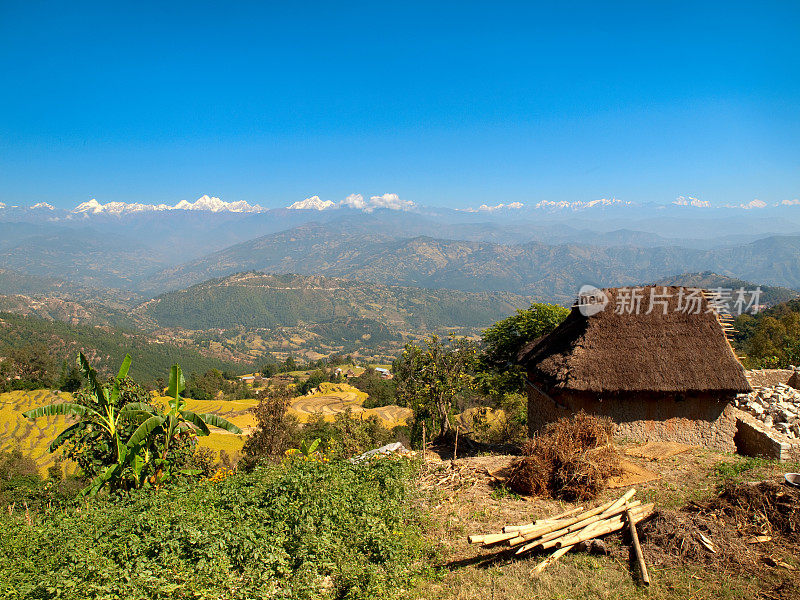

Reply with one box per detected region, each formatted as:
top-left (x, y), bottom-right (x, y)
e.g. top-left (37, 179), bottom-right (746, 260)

top-left (0, 389), bottom-right (75, 474)
top-left (288, 383), bottom-right (413, 428)
top-left (1, 384), bottom-right (413, 472)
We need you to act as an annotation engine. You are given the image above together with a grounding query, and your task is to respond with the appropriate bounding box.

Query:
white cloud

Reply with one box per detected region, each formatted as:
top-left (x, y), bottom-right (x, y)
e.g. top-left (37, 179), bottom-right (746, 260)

top-left (740, 199), bottom-right (767, 210)
top-left (340, 193), bottom-right (367, 210)
top-left (781, 199), bottom-right (800, 206)
top-left (365, 193), bottom-right (415, 213)
top-left (0, 202), bottom-right (5, 209)
top-left (534, 198), bottom-right (631, 211)
top-left (673, 195), bottom-right (711, 208)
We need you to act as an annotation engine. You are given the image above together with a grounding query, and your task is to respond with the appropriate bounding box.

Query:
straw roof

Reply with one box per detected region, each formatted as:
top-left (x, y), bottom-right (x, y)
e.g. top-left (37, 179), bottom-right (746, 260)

top-left (517, 286), bottom-right (751, 394)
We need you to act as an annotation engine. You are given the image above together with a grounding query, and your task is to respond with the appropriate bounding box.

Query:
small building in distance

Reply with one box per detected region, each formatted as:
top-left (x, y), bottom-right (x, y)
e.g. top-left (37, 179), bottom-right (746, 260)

top-left (517, 286), bottom-right (752, 451)
top-left (375, 367), bottom-right (393, 380)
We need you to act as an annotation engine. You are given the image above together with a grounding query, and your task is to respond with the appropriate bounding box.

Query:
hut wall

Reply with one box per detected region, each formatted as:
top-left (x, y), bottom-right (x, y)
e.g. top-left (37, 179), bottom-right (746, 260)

top-left (526, 380), bottom-right (738, 451)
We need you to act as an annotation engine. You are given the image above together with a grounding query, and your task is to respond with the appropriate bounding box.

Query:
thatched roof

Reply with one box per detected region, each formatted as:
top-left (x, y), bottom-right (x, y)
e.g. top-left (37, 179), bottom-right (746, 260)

top-left (517, 286), bottom-right (751, 394)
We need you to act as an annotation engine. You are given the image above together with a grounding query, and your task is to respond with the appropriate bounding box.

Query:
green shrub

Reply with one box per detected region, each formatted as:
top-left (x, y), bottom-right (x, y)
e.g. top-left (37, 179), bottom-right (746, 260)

top-left (0, 456), bottom-right (425, 599)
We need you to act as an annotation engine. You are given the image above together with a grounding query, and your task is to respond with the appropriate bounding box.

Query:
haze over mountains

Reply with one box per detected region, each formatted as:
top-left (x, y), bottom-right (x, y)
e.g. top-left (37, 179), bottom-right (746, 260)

top-left (2, 196), bottom-right (800, 302)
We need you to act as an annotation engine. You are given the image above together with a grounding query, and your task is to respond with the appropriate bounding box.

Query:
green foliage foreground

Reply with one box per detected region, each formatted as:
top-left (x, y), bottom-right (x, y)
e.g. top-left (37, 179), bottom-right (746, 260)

top-left (1, 457), bottom-right (425, 600)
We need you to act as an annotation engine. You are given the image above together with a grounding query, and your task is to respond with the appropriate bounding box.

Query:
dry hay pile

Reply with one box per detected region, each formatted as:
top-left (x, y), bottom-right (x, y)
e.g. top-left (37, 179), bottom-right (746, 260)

top-left (506, 413), bottom-right (621, 501)
top-left (706, 480), bottom-right (800, 538)
top-left (637, 481), bottom-right (800, 578)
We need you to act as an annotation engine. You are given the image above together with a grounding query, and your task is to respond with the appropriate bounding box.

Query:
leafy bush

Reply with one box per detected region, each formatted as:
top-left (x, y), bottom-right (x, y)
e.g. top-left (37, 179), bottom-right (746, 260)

top-left (303, 409), bottom-right (396, 459)
top-left (241, 385), bottom-right (301, 468)
top-left (352, 367), bottom-right (397, 409)
top-left (0, 457), bottom-right (425, 600)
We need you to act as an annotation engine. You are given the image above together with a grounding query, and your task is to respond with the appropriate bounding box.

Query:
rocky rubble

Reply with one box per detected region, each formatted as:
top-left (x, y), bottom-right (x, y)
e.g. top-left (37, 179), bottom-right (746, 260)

top-left (735, 383), bottom-right (800, 439)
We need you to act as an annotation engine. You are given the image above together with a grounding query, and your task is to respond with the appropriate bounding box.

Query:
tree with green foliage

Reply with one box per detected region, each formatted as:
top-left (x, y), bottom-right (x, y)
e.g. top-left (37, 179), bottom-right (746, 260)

top-left (241, 385), bottom-right (301, 468)
top-left (352, 367), bottom-right (397, 408)
top-left (57, 360), bottom-right (83, 392)
top-left (734, 300), bottom-right (800, 368)
top-left (22, 353), bottom-right (151, 495)
top-left (126, 364), bottom-right (242, 486)
top-left (481, 303), bottom-right (570, 368)
top-left (0, 343), bottom-right (57, 391)
top-left (477, 302), bottom-right (569, 396)
top-left (394, 334), bottom-right (478, 442)
top-left (302, 409), bottom-right (395, 458)
top-left (296, 369), bottom-right (332, 395)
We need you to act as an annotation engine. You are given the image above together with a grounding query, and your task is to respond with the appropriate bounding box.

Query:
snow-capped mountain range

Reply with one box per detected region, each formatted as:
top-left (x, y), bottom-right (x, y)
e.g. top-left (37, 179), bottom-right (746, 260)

top-left (73, 195), bottom-right (265, 215)
top-left (1, 193), bottom-right (798, 219)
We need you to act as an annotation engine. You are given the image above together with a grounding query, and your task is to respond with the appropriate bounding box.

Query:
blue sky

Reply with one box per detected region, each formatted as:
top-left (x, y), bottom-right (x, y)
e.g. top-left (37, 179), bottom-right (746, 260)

top-left (1, 1), bottom-right (798, 209)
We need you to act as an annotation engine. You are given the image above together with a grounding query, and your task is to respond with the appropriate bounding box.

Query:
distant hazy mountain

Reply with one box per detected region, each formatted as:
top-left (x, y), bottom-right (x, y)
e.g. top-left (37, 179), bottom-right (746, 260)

top-left (137, 222), bottom-right (800, 301)
top-left (2, 197), bottom-right (800, 298)
top-left (652, 272), bottom-right (798, 306)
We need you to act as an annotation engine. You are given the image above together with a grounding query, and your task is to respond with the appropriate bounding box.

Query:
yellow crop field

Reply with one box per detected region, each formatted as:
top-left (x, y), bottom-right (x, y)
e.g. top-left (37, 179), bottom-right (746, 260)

top-left (288, 382), bottom-right (413, 428)
top-left (0, 389), bottom-right (75, 475)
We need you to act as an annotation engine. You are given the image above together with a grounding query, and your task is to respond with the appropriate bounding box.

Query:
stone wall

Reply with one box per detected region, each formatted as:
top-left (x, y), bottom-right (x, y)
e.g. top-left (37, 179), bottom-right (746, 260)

top-left (733, 409), bottom-right (800, 461)
top-left (525, 378), bottom-right (738, 451)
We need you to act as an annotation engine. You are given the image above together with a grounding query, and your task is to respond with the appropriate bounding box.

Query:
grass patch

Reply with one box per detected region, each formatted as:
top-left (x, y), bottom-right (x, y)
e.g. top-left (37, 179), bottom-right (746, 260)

top-left (1, 456), bottom-right (425, 600)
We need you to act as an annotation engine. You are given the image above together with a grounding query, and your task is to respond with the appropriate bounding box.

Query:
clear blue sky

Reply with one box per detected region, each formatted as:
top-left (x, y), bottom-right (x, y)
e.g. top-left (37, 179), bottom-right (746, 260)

top-left (1, 1), bottom-right (798, 209)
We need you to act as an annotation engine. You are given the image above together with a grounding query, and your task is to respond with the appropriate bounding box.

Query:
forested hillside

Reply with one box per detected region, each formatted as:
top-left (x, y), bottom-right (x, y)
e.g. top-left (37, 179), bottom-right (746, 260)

top-left (138, 272), bottom-right (534, 331)
top-left (0, 312), bottom-right (236, 382)
top-left (734, 298), bottom-right (800, 368)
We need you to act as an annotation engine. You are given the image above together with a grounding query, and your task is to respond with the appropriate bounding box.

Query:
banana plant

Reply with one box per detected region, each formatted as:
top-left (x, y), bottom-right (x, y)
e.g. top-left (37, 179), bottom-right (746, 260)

top-left (23, 352), bottom-right (154, 495)
top-left (127, 363), bottom-right (242, 486)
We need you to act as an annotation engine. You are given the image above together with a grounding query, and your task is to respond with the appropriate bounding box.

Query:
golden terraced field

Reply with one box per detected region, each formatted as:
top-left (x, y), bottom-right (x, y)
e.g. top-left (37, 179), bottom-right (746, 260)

top-left (0, 389), bottom-right (75, 474)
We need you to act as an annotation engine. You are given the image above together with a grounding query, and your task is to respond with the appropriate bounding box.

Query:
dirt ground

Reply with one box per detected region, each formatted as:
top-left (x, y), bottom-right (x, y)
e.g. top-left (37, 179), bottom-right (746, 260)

top-left (411, 442), bottom-right (800, 600)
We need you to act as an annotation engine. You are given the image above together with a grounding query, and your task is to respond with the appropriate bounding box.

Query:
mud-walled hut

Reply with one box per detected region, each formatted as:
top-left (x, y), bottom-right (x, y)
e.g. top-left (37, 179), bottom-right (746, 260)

top-left (517, 286), bottom-right (752, 451)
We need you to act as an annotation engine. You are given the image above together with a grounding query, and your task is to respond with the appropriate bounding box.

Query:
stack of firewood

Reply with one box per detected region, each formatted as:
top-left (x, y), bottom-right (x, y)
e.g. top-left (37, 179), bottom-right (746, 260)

top-left (467, 488), bottom-right (653, 580)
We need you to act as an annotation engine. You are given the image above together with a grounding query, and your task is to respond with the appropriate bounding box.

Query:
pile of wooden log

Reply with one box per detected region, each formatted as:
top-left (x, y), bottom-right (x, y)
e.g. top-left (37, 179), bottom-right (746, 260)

top-left (467, 488), bottom-right (653, 581)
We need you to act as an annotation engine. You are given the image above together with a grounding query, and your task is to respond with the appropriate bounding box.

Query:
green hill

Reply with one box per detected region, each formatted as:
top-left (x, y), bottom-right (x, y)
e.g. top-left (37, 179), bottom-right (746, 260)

top-left (0, 312), bottom-right (237, 382)
top-left (137, 272), bottom-right (534, 333)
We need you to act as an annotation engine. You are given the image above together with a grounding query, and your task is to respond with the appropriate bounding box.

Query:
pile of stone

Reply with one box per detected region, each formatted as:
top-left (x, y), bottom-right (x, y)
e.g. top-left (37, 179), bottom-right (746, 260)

top-left (735, 383), bottom-right (800, 439)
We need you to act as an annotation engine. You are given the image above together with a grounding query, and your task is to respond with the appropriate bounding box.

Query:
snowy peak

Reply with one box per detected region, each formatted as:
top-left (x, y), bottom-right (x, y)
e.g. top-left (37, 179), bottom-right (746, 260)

top-left (286, 193), bottom-right (416, 213)
top-left (72, 195), bottom-right (265, 216)
top-left (534, 198), bottom-right (634, 211)
top-left (287, 196), bottom-right (338, 211)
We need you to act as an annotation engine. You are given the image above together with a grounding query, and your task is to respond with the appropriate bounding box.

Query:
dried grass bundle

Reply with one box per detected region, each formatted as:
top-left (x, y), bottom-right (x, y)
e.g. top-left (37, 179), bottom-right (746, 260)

top-left (507, 412), bottom-right (621, 500)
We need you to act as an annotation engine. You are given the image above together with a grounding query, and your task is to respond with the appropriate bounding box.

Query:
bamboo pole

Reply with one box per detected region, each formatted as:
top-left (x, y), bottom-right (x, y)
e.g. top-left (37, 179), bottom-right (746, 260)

top-left (543, 503), bottom-right (653, 552)
top-left (503, 505), bottom-right (585, 533)
top-left (532, 544), bottom-right (572, 572)
top-left (553, 504), bottom-right (654, 549)
top-left (477, 531), bottom-right (521, 545)
top-left (529, 514), bottom-right (611, 563)
top-left (517, 500), bottom-right (641, 549)
top-left (506, 498), bottom-right (620, 545)
top-left (626, 503), bottom-right (650, 586)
